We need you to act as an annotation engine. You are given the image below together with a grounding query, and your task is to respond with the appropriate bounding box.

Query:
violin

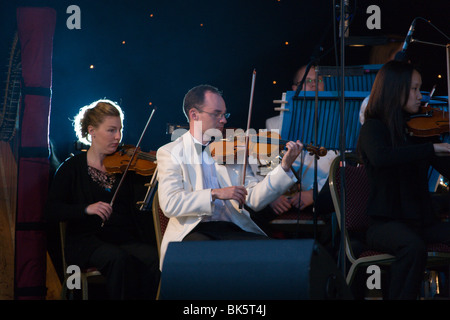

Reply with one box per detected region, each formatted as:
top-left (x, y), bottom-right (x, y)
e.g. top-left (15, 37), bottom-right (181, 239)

top-left (102, 107), bottom-right (157, 227)
top-left (208, 131), bottom-right (327, 164)
top-left (104, 144), bottom-right (157, 176)
top-left (406, 106), bottom-right (450, 137)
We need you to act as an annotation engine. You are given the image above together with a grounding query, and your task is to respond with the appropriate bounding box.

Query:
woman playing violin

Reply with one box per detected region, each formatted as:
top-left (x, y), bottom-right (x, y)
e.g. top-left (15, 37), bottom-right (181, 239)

top-left (45, 99), bottom-right (160, 299)
top-left (357, 60), bottom-right (450, 300)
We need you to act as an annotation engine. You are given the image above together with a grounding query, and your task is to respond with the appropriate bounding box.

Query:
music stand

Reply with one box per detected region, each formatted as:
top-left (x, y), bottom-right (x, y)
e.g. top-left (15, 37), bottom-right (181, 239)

top-left (278, 64), bottom-right (378, 274)
top-left (277, 89), bottom-right (369, 254)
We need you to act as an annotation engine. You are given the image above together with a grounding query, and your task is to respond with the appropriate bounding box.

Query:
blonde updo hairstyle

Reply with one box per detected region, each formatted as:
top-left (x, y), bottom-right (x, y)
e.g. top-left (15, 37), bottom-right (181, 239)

top-left (73, 99), bottom-right (124, 145)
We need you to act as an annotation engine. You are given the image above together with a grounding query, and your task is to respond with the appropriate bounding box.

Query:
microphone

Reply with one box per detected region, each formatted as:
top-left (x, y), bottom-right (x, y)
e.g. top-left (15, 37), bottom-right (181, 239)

top-left (395, 18), bottom-right (418, 62)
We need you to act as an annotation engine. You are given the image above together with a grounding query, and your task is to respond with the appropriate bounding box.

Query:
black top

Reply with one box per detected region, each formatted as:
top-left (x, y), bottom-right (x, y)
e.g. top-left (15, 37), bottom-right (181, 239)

top-left (45, 152), bottom-right (145, 266)
top-left (358, 118), bottom-right (450, 225)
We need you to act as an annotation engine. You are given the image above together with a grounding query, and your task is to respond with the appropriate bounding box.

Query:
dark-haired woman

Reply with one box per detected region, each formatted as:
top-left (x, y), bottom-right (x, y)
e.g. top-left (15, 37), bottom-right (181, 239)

top-left (357, 60), bottom-right (450, 299)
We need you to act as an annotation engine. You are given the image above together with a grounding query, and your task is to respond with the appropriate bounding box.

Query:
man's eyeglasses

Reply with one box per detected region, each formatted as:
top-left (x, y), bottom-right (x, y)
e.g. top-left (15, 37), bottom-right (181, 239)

top-left (305, 78), bottom-right (323, 84)
top-left (196, 108), bottom-right (230, 120)
top-left (294, 78), bottom-right (323, 86)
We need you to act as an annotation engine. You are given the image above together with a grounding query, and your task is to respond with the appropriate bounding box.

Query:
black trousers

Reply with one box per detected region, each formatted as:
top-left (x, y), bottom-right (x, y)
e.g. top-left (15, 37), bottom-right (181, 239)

top-left (88, 241), bottom-right (160, 299)
top-left (366, 219), bottom-right (450, 300)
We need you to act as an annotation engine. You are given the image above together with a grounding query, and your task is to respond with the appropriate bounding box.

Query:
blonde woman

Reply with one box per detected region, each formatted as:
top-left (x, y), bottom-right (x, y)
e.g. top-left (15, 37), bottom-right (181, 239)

top-left (46, 99), bottom-right (159, 299)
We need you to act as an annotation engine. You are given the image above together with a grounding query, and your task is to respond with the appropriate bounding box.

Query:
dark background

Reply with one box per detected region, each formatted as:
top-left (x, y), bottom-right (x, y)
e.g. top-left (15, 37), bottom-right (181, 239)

top-left (1, 0), bottom-right (449, 162)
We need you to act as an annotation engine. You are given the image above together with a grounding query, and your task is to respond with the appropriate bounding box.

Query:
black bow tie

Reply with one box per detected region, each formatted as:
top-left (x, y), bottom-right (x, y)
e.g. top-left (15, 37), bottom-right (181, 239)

top-left (194, 137), bottom-right (215, 154)
top-left (195, 143), bottom-right (209, 154)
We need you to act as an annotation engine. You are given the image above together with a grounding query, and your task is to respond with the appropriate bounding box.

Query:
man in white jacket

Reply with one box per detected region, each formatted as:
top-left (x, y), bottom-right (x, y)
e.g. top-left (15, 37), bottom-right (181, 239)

top-left (156, 85), bottom-right (302, 268)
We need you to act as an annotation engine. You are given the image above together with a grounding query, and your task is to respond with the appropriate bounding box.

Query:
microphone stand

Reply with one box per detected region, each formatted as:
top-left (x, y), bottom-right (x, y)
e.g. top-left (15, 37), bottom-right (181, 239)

top-left (293, 16), bottom-right (332, 99)
top-left (292, 59), bottom-right (320, 242)
top-left (408, 17), bottom-right (450, 130)
top-left (400, 17), bottom-right (450, 109)
top-left (291, 19), bottom-right (334, 242)
top-left (337, 0), bottom-right (347, 276)
top-left (411, 38), bottom-right (450, 111)
top-left (290, 1), bottom-right (348, 275)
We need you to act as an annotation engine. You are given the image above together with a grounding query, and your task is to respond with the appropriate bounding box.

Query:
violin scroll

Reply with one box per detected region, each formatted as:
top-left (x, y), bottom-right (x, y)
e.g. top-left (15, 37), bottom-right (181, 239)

top-left (305, 144), bottom-right (327, 158)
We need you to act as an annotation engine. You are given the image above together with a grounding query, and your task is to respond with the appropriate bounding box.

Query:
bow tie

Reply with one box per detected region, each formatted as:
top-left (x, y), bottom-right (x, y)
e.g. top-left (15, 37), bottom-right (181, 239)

top-left (194, 137), bottom-right (216, 154)
top-left (194, 143), bottom-right (209, 154)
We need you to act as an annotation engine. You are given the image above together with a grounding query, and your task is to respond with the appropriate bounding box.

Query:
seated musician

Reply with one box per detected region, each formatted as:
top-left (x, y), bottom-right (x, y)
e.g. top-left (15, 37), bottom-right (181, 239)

top-left (358, 60), bottom-right (450, 299)
top-left (359, 37), bottom-right (403, 125)
top-left (45, 99), bottom-right (160, 299)
top-left (156, 84), bottom-right (302, 268)
top-left (253, 65), bottom-right (337, 247)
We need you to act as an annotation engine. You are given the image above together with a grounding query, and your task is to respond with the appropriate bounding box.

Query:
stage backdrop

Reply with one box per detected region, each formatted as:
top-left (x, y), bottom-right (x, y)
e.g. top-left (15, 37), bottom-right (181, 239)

top-left (15, 6), bottom-right (55, 300)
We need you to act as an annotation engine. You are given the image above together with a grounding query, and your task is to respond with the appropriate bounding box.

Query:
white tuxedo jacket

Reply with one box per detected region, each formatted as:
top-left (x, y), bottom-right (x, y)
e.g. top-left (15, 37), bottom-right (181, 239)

top-left (156, 131), bottom-right (296, 268)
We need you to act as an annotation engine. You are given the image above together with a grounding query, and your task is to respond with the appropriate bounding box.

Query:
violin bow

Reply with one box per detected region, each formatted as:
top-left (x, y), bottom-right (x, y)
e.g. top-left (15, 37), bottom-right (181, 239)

top-left (424, 84), bottom-right (436, 108)
top-left (239, 69), bottom-right (256, 209)
top-left (102, 107), bottom-right (157, 227)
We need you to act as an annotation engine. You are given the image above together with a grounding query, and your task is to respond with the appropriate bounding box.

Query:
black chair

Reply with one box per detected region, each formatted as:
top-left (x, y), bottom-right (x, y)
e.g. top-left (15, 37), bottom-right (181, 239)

top-left (329, 153), bottom-right (450, 298)
top-left (59, 222), bottom-right (105, 300)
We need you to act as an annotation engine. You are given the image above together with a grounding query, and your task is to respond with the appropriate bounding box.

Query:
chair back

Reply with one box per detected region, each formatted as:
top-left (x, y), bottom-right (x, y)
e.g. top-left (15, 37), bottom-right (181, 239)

top-left (59, 222), bottom-right (68, 274)
top-left (329, 153), bottom-right (369, 234)
top-left (151, 191), bottom-right (169, 258)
